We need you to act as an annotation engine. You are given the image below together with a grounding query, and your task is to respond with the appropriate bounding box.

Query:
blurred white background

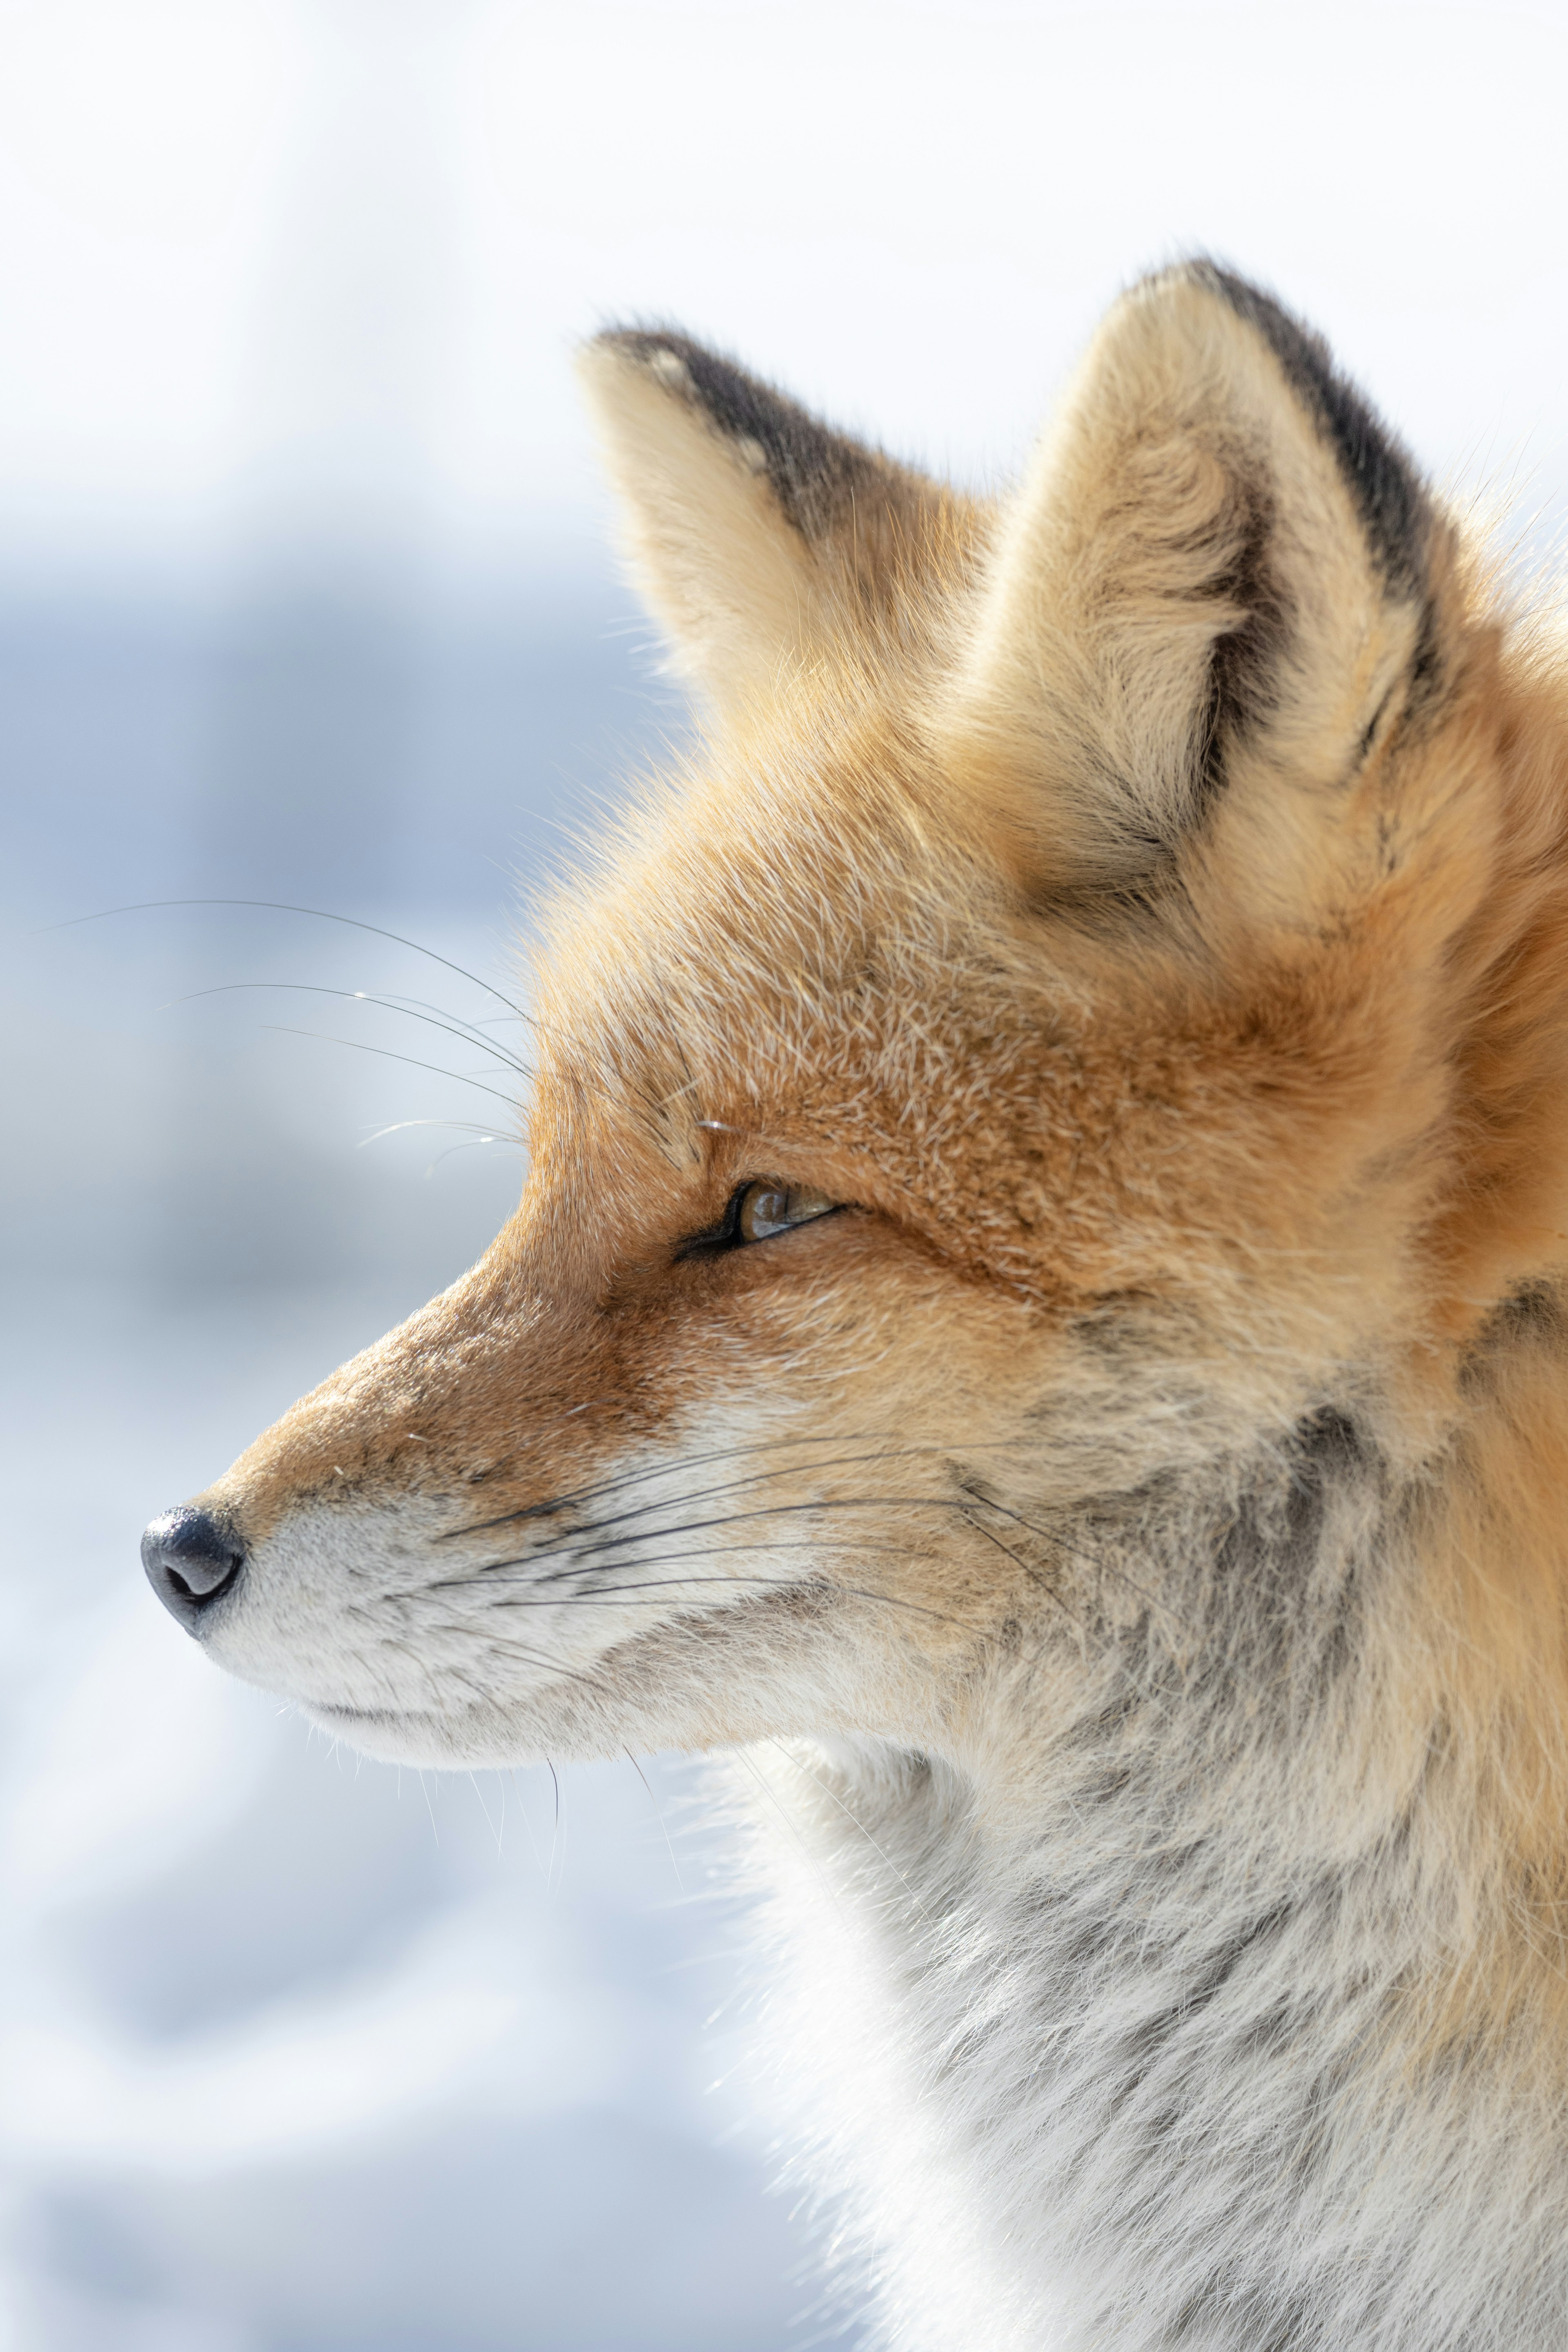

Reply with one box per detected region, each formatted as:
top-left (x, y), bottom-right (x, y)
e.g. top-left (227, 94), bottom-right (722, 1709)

top-left (3, 2), bottom-right (1566, 2345)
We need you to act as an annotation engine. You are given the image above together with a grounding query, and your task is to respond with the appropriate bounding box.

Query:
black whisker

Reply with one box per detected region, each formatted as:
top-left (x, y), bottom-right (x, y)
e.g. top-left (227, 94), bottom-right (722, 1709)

top-left (961, 1508), bottom-right (1085, 1630)
top-left (439, 1433), bottom-right (1042, 1541)
top-left (421, 1534), bottom-right (934, 1595)
top-left (485, 1494), bottom-right (1031, 1586)
top-left (539, 1451), bottom-right (1187, 1639)
top-left (441, 1431), bottom-right (925, 1539)
top-left (417, 1532), bottom-right (1065, 1660)
top-left (972, 1491), bottom-right (1189, 1635)
top-left (547, 1450), bottom-right (964, 1549)
top-left (481, 1568), bottom-right (994, 1650)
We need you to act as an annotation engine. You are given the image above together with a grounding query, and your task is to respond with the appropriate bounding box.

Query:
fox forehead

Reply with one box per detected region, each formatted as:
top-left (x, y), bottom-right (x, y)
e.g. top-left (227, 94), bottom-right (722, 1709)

top-left (533, 729), bottom-right (991, 1173)
top-left (534, 714), bottom-right (971, 1098)
top-left (526, 712), bottom-right (1437, 1331)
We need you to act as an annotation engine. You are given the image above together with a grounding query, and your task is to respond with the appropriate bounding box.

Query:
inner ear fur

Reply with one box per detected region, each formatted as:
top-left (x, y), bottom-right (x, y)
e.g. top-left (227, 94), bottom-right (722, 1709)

top-left (579, 327), bottom-right (979, 719)
top-left (943, 261), bottom-right (1449, 905)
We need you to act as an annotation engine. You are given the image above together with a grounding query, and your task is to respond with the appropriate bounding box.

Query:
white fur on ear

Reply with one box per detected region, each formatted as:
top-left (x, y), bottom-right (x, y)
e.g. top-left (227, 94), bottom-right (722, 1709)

top-left (944, 262), bottom-right (1438, 898)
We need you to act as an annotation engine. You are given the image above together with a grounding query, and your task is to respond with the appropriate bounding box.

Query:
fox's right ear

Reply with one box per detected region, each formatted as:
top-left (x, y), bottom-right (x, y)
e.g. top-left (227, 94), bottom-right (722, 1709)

top-left (578, 328), bottom-right (966, 720)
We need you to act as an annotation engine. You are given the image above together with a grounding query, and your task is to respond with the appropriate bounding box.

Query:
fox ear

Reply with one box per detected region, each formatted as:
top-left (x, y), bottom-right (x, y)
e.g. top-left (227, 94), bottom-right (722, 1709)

top-left (947, 263), bottom-right (1444, 902)
top-left (578, 327), bottom-right (965, 718)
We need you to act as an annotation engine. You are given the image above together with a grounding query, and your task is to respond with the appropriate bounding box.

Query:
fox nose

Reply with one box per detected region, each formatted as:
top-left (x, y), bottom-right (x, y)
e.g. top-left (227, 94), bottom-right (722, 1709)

top-left (142, 1505), bottom-right (246, 1631)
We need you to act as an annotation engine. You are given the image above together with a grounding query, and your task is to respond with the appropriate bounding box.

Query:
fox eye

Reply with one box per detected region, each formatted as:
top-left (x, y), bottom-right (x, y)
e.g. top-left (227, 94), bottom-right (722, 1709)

top-left (735, 1180), bottom-right (837, 1244)
top-left (676, 1179), bottom-right (841, 1261)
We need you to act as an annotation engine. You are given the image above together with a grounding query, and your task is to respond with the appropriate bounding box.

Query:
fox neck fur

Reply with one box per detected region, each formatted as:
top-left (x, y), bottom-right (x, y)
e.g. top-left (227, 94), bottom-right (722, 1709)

top-left (745, 1388), bottom-right (1567, 2350)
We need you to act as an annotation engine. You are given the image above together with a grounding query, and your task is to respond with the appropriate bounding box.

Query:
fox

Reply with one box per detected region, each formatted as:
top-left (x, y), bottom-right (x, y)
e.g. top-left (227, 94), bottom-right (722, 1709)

top-left (141, 259), bottom-right (1568, 2349)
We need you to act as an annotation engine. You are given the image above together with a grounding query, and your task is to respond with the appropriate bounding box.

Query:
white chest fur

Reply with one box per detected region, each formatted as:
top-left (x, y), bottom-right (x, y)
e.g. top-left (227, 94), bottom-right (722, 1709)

top-left (733, 1733), bottom-right (1565, 2352)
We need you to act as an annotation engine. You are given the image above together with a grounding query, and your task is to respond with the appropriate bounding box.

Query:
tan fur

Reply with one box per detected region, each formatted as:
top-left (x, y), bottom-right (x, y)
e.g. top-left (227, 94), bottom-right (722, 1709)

top-left (150, 265), bottom-right (1568, 2349)
top-left (579, 329), bottom-right (976, 719)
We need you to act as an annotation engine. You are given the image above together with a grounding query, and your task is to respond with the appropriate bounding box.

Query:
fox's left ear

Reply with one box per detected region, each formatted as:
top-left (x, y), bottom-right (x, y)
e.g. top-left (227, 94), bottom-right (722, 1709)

top-left (945, 262), bottom-right (1461, 909)
top-left (579, 328), bottom-right (969, 720)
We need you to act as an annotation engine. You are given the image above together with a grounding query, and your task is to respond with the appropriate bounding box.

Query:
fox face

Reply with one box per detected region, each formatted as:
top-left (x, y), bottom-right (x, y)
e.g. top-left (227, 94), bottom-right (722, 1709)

top-left (143, 263), bottom-right (1562, 1810)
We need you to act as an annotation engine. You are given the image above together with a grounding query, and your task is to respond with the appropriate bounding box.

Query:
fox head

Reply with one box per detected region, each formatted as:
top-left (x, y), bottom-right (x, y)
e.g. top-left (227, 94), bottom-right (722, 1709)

top-left (142, 264), bottom-right (1568, 1802)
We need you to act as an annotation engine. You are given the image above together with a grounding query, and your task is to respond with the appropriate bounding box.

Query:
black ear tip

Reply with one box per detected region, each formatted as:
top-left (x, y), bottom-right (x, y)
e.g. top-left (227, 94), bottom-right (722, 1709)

top-left (591, 323), bottom-right (699, 375)
top-left (1168, 253), bottom-right (1272, 303)
top-left (1138, 256), bottom-right (1430, 598)
top-left (1133, 256), bottom-right (1309, 351)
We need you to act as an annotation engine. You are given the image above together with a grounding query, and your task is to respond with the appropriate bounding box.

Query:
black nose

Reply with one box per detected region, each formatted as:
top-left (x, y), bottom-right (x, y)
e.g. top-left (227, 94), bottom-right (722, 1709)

top-left (142, 1506), bottom-right (246, 1632)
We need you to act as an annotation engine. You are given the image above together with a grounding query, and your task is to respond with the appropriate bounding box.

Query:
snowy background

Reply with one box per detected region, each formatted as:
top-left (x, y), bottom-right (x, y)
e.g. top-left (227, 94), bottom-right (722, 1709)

top-left (4, 2), bottom-right (1567, 2346)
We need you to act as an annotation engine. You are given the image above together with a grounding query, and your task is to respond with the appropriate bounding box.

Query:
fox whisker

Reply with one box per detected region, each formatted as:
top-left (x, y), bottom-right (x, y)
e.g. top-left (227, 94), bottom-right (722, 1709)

top-left (172, 980), bottom-right (536, 1080)
top-left (53, 896), bottom-right (536, 1028)
top-left (262, 1026), bottom-right (523, 1109)
top-left (439, 1432), bottom-right (1047, 1539)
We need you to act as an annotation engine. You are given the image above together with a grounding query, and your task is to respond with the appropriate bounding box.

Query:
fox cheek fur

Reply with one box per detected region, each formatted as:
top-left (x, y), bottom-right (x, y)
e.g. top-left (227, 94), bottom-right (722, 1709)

top-left (143, 263), bottom-right (1568, 2349)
